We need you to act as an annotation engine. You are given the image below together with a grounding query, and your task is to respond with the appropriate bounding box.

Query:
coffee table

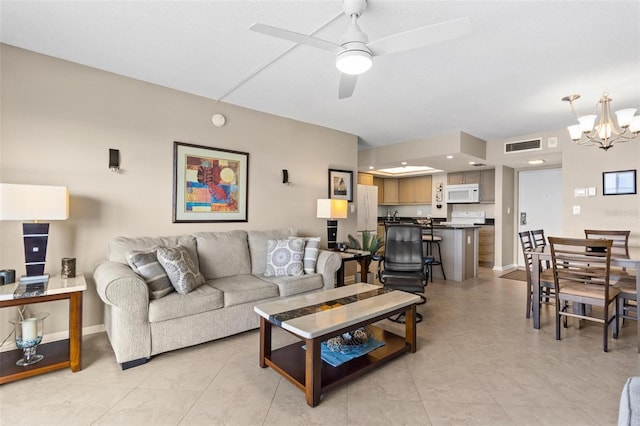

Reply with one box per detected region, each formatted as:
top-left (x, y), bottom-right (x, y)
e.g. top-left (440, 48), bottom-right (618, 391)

top-left (254, 283), bottom-right (421, 407)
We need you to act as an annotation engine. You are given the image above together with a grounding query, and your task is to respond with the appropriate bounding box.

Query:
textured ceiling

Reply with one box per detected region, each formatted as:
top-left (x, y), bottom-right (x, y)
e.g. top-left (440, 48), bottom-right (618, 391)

top-left (1, 0), bottom-right (639, 171)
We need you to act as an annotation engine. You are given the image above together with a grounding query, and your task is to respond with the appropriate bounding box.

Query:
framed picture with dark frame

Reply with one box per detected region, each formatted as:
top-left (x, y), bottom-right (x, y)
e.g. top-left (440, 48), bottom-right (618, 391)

top-left (173, 141), bottom-right (249, 222)
top-left (602, 169), bottom-right (636, 196)
top-left (328, 168), bottom-right (353, 202)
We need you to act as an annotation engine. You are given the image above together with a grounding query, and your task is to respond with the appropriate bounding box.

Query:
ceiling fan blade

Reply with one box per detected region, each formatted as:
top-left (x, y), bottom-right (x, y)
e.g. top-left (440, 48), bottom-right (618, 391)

top-left (338, 73), bottom-right (358, 99)
top-left (367, 17), bottom-right (472, 57)
top-left (250, 23), bottom-right (342, 52)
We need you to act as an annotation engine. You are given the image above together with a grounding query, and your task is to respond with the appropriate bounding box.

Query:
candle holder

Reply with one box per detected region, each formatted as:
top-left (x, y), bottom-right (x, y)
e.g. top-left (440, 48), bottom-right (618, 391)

top-left (9, 313), bottom-right (49, 366)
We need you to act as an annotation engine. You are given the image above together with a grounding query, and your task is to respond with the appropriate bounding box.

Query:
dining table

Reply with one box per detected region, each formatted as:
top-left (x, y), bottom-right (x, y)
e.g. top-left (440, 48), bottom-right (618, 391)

top-left (529, 244), bottom-right (640, 352)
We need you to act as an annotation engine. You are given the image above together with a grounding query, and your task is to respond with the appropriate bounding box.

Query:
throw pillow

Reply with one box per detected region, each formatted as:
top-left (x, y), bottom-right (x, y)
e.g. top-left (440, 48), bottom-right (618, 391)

top-left (293, 236), bottom-right (321, 274)
top-left (126, 248), bottom-right (174, 299)
top-left (264, 238), bottom-right (305, 277)
top-left (156, 246), bottom-right (205, 295)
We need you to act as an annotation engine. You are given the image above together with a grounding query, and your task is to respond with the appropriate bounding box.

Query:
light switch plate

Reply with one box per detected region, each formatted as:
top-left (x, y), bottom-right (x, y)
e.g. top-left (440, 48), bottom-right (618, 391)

top-left (587, 187), bottom-right (596, 196)
top-left (573, 205), bottom-right (581, 214)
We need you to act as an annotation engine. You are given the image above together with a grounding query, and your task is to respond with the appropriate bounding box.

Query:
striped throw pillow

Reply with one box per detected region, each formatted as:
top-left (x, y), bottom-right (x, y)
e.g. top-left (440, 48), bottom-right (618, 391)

top-left (126, 248), bottom-right (174, 299)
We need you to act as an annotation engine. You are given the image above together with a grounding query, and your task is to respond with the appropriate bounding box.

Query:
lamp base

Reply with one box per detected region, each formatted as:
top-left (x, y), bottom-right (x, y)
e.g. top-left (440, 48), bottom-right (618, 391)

top-left (23, 223), bottom-right (49, 276)
top-left (326, 220), bottom-right (338, 250)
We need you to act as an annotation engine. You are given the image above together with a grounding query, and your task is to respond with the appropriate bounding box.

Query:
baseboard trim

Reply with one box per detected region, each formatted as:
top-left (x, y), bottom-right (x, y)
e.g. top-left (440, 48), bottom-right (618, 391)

top-left (493, 263), bottom-right (518, 272)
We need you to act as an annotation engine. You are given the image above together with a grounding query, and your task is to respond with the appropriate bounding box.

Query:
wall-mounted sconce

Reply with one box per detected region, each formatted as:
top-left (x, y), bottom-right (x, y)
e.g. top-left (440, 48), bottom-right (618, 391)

top-left (109, 149), bottom-right (120, 172)
top-left (282, 169), bottom-right (291, 185)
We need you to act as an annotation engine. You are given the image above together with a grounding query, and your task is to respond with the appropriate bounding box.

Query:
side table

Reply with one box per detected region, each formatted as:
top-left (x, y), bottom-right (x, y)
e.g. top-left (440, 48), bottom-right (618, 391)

top-left (336, 250), bottom-right (371, 286)
top-left (0, 274), bottom-right (86, 384)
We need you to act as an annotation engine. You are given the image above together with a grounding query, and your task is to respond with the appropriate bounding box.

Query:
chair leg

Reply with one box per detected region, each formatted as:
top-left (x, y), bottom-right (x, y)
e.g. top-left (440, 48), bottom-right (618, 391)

top-left (556, 304), bottom-right (561, 341)
top-left (526, 280), bottom-right (533, 319)
top-left (435, 241), bottom-right (446, 280)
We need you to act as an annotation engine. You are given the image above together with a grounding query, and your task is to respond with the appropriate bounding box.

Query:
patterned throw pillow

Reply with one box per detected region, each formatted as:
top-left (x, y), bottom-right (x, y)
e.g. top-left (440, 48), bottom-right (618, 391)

top-left (156, 246), bottom-right (205, 295)
top-left (126, 248), bottom-right (174, 299)
top-left (299, 237), bottom-right (321, 274)
top-left (264, 238), bottom-right (305, 277)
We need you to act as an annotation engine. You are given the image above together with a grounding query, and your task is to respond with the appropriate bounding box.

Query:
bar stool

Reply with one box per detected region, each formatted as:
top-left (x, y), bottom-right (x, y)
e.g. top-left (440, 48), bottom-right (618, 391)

top-left (422, 219), bottom-right (446, 281)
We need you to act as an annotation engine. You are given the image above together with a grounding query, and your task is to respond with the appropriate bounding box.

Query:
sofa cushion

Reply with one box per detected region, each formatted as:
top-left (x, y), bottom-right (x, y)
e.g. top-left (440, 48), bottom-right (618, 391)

top-left (194, 230), bottom-right (251, 280)
top-left (148, 284), bottom-right (224, 322)
top-left (300, 236), bottom-right (321, 274)
top-left (258, 273), bottom-right (324, 297)
top-left (126, 248), bottom-right (174, 299)
top-left (108, 235), bottom-right (198, 269)
top-left (157, 246), bottom-right (205, 295)
top-left (247, 228), bottom-right (297, 275)
top-left (265, 238), bottom-right (305, 277)
top-left (208, 275), bottom-right (279, 307)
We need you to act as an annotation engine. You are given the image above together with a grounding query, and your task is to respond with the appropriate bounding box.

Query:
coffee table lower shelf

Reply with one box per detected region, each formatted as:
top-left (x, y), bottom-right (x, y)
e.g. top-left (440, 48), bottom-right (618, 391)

top-left (264, 325), bottom-right (410, 398)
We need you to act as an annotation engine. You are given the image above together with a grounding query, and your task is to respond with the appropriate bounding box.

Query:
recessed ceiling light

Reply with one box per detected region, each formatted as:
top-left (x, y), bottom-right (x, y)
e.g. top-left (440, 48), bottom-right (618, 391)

top-left (368, 166), bottom-right (375, 170)
top-left (468, 161), bottom-right (476, 165)
top-left (528, 159), bottom-right (546, 165)
top-left (401, 161), bottom-right (408, 166)
top-left (446, 155), bottom-right (454, 159)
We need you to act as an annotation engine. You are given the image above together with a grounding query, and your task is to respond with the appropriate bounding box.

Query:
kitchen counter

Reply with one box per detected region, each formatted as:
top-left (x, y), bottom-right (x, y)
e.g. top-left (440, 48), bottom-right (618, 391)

top-left (425, 226), bottom-right (478, 282)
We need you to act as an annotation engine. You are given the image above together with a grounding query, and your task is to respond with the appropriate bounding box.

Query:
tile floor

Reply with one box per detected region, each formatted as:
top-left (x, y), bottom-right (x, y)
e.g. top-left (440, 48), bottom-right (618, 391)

top-left (1, 267), bottom-right (638, 425)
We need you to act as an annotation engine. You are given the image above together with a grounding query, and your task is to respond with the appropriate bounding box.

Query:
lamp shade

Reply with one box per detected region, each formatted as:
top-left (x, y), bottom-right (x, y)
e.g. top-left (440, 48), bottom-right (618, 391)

top-left (316, 199), bottom-right (348, 220)
top-left (0, 184), bottom-right (69, 221)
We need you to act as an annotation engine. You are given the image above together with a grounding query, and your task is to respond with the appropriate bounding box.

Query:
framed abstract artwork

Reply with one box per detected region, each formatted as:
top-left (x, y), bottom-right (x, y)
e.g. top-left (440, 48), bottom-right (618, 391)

top-left (602, 169), bottom-right (636, 196)
top-left (173, 141), bottom-right (249, 222)
top-left (328, 168), bottom-right (353, 202)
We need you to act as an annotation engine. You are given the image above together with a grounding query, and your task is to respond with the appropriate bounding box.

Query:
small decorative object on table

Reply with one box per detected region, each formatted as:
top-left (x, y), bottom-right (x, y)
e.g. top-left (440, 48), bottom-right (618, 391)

top-left (61, 257), bottom-right (76, 278)
top-left (9, 312), bottom-right (49, 366)
top-left (326, 327), bottom-right (372, 353)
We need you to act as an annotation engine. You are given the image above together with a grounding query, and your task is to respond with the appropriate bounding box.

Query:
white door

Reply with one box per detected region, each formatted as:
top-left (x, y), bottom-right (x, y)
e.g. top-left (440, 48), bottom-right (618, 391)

top-left (517, 168), bottom-right (562, 266)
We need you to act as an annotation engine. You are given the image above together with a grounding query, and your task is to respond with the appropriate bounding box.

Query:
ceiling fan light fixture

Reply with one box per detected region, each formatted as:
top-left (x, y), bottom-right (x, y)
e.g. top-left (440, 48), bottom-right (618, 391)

top-left (336, 49), bottom-right (372, 75)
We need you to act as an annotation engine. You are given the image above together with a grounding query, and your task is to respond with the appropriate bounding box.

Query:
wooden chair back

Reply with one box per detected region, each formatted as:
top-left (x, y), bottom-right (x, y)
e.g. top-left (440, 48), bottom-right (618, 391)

top-left (531, 229), bottom-right (547, 248)
top-left (584, 229), bottom-right (630, 257)
top-left (548, 237), bottom-right (612, 294)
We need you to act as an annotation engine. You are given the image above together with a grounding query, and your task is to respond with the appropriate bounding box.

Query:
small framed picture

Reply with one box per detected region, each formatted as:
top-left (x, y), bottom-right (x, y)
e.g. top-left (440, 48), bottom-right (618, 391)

top-left (602, 170), bottom-right (636, 196)
top-left (328, 169), bottom-right (353, 202)
top-left (173, 141), bottom-right (249, 222)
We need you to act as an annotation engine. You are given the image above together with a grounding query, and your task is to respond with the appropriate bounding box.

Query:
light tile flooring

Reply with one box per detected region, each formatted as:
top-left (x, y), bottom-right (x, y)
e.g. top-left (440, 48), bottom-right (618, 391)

top-left (1, 268), bottom-right (638, 425)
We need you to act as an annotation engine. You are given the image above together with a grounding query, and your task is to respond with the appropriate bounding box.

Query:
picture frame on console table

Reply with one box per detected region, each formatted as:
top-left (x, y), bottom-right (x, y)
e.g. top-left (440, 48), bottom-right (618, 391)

top-left (173, 141), bottom-right (249, 222)
top-left (328, 168), bottom-right (353, 202)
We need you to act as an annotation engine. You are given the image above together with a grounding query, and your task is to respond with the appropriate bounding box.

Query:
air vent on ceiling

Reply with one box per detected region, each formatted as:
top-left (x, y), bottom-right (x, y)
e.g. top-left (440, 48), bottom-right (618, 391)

top-left (471, 163), bottom-right (487, 167)
top-left (504, 138), bottom-right (542, 154)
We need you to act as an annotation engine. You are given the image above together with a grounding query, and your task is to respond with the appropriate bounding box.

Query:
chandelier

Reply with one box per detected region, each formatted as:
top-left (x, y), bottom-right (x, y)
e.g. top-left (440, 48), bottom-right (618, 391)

top-left (562, 93), bottom-right (640, 151)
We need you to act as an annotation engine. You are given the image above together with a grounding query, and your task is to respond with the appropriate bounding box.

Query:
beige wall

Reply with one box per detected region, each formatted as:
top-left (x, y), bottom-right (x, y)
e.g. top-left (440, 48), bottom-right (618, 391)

top-left (0, 45), bottom-right (358, 337)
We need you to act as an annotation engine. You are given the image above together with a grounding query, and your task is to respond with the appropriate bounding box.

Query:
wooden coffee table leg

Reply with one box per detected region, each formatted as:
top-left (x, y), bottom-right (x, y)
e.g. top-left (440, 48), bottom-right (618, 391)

top-left (259, 317), bottom-right (271, 368)
top-left (305, 338), bottom-right (322, 407)
top-left (405, 304), bottom-right (417, 353)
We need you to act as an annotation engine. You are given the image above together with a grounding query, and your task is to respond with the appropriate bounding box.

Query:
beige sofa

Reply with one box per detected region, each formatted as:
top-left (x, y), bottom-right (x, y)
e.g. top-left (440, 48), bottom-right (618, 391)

top-left (93, 228), bottom-right (341, 369)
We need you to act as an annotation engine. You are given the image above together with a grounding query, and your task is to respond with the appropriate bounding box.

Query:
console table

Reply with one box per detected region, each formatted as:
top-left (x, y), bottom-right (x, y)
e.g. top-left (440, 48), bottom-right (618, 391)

top-left (0, 274), bottom-right (86, 384)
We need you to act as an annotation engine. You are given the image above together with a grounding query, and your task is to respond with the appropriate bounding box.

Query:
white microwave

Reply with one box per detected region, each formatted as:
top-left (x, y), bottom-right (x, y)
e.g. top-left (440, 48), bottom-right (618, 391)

top-left (445, 183), bottom-right (480, 203)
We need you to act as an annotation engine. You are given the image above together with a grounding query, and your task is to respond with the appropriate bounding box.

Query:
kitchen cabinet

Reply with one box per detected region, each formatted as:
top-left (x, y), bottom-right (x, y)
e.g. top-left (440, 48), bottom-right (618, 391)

top-left (414, 175), bottom-right (432, 203)
top-left (358, 173), bottom-right (373, 185)
top-left (478, 225), bottom-right (495, 267)
top-left (447, 171), bottom-right (480, 185)
top-left (398, 175), bottom-right (432, 204)
top-left (479, 169), bottom-right (495, 203)
top-left (382, 178), bottom-right (398, 204)
top-left (373, 177), bottom-right (384, 204)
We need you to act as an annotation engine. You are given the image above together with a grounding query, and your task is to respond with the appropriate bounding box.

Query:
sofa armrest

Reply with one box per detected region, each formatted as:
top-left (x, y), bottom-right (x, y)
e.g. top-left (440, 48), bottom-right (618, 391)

top-left (93, 260), bottom-right (149, 320)
top-left (316, 250), bottom-right (342, 290)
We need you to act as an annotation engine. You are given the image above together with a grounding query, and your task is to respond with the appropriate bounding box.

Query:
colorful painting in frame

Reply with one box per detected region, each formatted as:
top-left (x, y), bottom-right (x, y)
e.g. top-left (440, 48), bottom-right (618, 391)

top-left (328, 168), bottom-right (353, 202)
top-left (173, 142), bottom-right (249, 222)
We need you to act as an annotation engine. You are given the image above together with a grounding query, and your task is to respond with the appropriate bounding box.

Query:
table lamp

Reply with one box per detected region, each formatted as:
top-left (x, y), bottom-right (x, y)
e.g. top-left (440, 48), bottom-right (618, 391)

top-left (0, 184), bottom-right (69, 278)
top-left (316, 199), bottom-right (348, 250)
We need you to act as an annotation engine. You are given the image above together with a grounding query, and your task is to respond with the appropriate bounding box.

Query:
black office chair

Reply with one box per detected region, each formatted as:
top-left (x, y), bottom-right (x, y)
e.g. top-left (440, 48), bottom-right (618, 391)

top-left (373, 224), bottom-right (433, 323)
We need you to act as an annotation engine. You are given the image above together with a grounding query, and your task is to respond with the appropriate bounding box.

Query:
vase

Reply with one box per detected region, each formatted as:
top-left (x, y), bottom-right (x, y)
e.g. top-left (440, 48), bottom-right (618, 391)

top-left (9, 313), bottom-right (49, 366)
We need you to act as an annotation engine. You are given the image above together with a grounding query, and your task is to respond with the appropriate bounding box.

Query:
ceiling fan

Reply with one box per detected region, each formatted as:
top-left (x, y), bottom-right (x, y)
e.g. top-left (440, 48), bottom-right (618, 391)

top-left (250, 0), bottom-right (472, 99)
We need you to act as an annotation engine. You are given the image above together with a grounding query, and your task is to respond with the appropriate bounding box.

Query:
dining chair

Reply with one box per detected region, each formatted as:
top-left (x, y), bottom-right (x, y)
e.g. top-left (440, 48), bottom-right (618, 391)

top-left (584, 229), bottom-right (636, 326)
top-left (531, 229), bottom-right (551, 269)
top-left (518, 231), bottom-right (555, 319)
top-left (548, 237), bottom-right (620, 352)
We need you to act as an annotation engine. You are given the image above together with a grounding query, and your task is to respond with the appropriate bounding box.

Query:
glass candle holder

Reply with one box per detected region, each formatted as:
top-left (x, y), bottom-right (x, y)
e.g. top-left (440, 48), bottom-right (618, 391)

top-left (9, 313), bottom-right (49, 366)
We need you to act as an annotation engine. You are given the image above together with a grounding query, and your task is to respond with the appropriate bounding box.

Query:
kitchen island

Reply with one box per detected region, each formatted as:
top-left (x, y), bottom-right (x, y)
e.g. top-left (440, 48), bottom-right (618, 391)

top-left (427, 225), bottom-right (479, 282)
